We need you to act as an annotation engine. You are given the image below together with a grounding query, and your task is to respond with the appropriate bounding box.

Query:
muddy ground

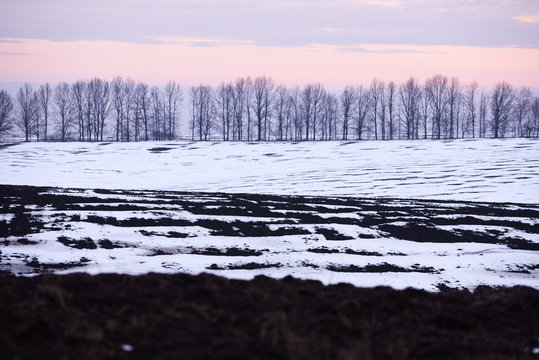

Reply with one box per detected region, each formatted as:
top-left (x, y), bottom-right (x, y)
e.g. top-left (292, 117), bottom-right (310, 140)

top-left (0, 185), bottom-right (537, 359)
top-left (0, 272), bottom-right (537, 360)
top-left (0, 185), bottom-right (537, 286)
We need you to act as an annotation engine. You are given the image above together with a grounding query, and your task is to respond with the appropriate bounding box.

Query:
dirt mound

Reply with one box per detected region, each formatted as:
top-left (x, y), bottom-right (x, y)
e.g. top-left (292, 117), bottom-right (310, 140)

top-left (0, 272), bottom-right (537, 360)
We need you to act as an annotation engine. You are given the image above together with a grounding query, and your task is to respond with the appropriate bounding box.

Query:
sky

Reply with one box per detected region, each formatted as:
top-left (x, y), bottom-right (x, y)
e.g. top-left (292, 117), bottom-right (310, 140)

top-left (1, 0), bottom-right (539, 90)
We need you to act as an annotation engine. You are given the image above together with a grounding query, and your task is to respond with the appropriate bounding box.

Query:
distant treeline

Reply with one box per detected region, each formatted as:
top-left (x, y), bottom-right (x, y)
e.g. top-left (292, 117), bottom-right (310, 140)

top-left (0, 75), bottom-right (538, 142)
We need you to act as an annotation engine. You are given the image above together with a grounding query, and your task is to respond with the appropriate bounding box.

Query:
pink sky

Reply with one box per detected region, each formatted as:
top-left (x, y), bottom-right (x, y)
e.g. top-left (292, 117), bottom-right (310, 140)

top-left (1, 0), bottom-right (539, 89)
top-left (1, 37), bottom-right (538, 89)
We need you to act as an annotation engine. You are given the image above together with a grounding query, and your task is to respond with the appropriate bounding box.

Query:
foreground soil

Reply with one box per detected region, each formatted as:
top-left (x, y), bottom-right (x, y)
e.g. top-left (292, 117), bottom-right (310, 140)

top-left (0, 272), bottom-right (537, 360)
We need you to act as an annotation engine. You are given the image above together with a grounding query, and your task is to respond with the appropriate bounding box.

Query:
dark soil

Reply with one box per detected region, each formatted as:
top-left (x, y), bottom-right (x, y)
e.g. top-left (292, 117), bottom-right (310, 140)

top-left (327, 263), bottom-right (439, 274)
top-left (2, 184), bottom-right (537, 254)
top-left (191, 247), bottom-right (264, 257)
top-left (308, 247), bottom-right (387, 256)
top-left (148, 147), bottom-right (173, 153)
top-left (378, 223), bottom-right (539, 251)
top-left (57, 236), bottom-right (97, 250)
top-left (25, 257), bottom-right (91, 272)
top-left (0, 272), bottom-right (537, 360)
top-left (315, 227), bottom-right (355, 240)
top-left (139, 229), bottom-right (191, 238)
top-left (207, 262), bottom-right (283, 270)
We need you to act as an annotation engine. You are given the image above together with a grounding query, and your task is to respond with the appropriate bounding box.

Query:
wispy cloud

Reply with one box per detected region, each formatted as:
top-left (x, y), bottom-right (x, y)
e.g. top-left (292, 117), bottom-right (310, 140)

top-left (338, 45), bottom-right (432, 54)
top-left (512, 15), bottom-right (539, 24)
top-left (0, 51), bottom-right (41, 56)
top-left (147, 36), bottom-right (254, 47)
top-left (354, 0), bottom-right (402, 6)
top-left (0, 38), bottom-right (24, 44)
top-left (321, 27), bottom-right (345, 33)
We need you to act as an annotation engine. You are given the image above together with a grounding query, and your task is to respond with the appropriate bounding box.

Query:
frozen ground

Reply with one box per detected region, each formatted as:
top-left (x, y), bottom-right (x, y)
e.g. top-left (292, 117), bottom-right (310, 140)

top-left (0, 138), bottom-right (538, 203)
top-left (1, 185), bottom-right (537, 291)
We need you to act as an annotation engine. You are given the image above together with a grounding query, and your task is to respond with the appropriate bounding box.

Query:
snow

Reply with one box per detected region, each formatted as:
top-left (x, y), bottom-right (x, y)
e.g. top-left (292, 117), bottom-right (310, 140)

top-left (0, 138), bottom-right (538, 203)
top-left (0, 214), bottom-right (14, 223)
top-left (121, 344), bottom-right (134, 352)
top-left (0, 138), bottom-right (537, 291)
top-left (1, 186), bottom-right (537, 291)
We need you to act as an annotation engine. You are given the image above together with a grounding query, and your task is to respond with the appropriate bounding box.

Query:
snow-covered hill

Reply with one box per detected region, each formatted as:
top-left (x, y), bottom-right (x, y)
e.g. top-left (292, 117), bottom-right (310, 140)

top-left (1, 138), bottom-right (538, 203)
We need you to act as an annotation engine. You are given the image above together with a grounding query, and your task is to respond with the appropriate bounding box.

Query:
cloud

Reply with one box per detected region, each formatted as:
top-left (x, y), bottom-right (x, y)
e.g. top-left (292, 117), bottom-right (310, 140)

top-left (354, 0), bottom-right (402, 6)
top-left (321, 27), bottom-right (345, 33)
top-left (338, 46), bottom-right (432, 54)
top-left (1, 1), bottom-right (539, 49)
top-left (0, 38), bottom-right (24, 44)
top-left (512, 15), bottom-right (539, 24)
top-left (146, 36), bottom-right (254, 47)
top-left (0, 51), bottom-right (40, 56)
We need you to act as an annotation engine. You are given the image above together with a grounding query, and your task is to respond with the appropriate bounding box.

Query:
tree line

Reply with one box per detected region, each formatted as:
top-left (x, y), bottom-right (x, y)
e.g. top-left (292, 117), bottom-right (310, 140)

top-left (0, 75), bottom-right (538, 142)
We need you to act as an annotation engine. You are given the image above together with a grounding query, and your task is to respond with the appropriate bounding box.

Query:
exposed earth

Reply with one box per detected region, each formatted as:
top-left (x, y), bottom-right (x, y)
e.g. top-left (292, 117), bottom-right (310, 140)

top-left (0, 185), bottom-right (537, 290)
top-left (0, 184), bottom-right (537, 359)
top-left (0, 272), bottom-right (538, 359)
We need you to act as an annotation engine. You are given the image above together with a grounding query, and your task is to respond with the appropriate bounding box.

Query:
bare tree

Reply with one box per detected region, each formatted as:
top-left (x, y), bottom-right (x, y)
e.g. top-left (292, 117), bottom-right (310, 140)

top-left (88, 78), bottom-right (110, 141)
top-left (340, 85), bottom-right (355, 140)
top-left (71, 81), bottom-right (86, 141)
top-left (323, 92), bottom-right (338, 140)
top-left (189, 86), bottom-right (198, 141)
top-left (190, 85), bottom-right (213, 141)
top-left (252, 76), bottom-right (273, 141)
top-left (5, 74), bottom-right (536, 143)
top-left (300, 83), bottom-right (325, 140)
top-left (215, 82), bottom-right (233, 140)
top-left (310, 83), bottom-right (325, 141)
top-left (301, 85), bottom-right (313, 141)
top-left (164, 81), bottom-right (183, 140)
top-left (447, 77), bottom-right (461, 139)
top-left (232, 77), bottom-right (247, 140)
top-left (54, 82), bottom-right (73, 142)
top-left (462, 81), bottom-right (478, 138)
top-left (419, 87), bottom-right (430, 139)
top-left (150, 86), bottom-right (164, 140)
top-left (479, 92), bottom-right (488, 138)
top-left (134, 82), bottom-right (150, 141)
top-left (387, 81), bottom-right (396, 140)
top-left (111, 77), bottom-right (124, 141)
top-left (289, 87), bottom-right (302, 141)
top-left (355, 86), bottom-right (370, 140)
top-left (284, 94), bottom-right (294, 140)
top-left (263, 78), bottom-right (275, 141)
top-left (529, 97), bottom-right (539, 138)
top-left (15, 83), bottom-right (38, 142)
top-left (111, 77), bottom-right (135, 141)
top-left (370, 79), bottom-right (384, 140)
top-left (425, 74), bottom-right (449, 139)
top-left (244, 77), bottom-right (253, 141)
top-left (455, 92), bottom-right (463, 139)
top-left (38, 83), bottom-right (52, 141)
top-left (513, 87), bottom-right (532, 137)
top-left (379, 84), bottom-right (387, 140)
top-left (83, 81), bottom-right (93, 141)
top-left (490, 82), bottom-right (514, 138)
top-left (399, 77), bottom-right (422, 140)
top-left (0, 90), bottom-right (14, 139)
top-left (273, 85), bottom-right (288, 141)
top-left (123, 79), bottom-right (135, 141)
